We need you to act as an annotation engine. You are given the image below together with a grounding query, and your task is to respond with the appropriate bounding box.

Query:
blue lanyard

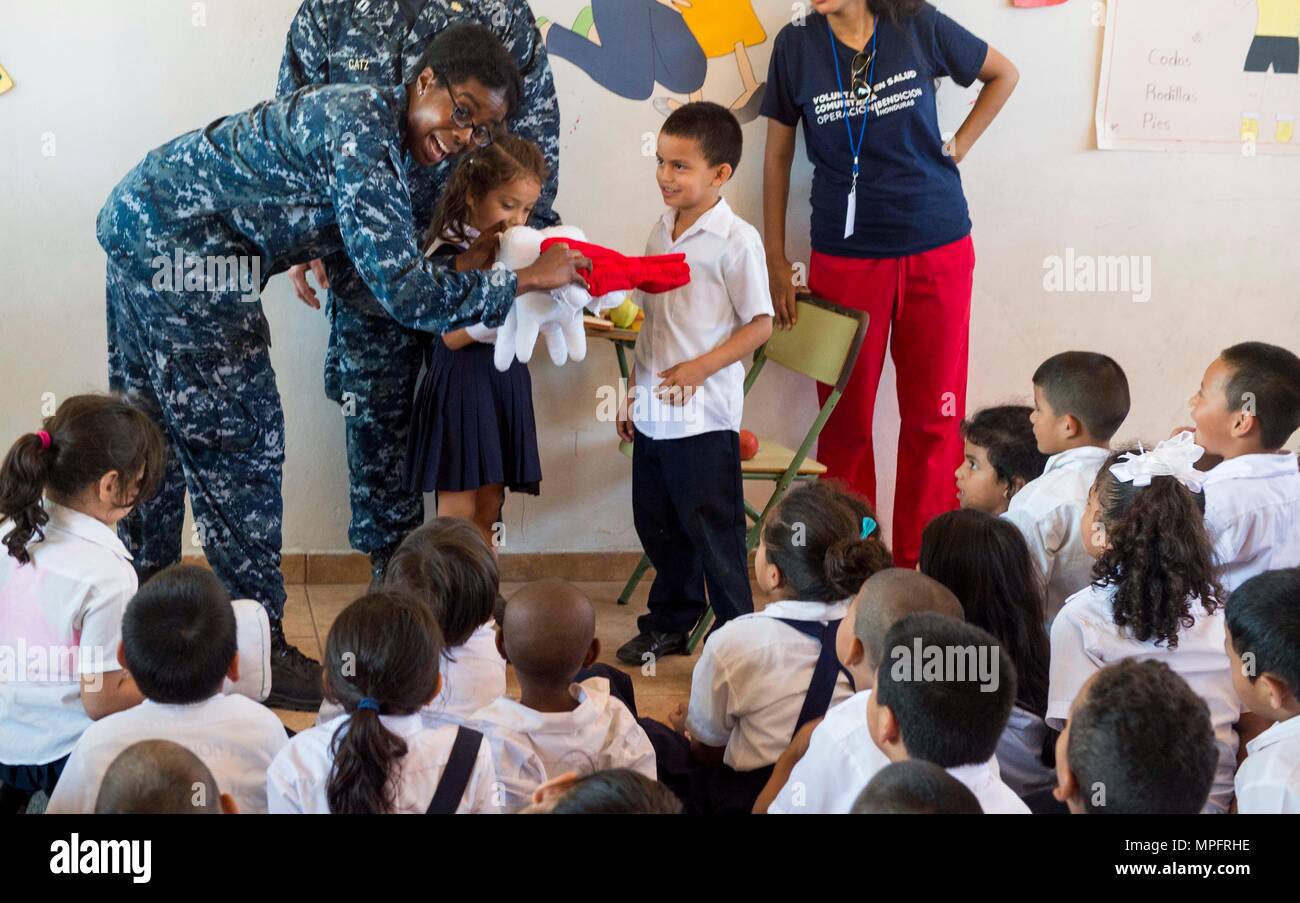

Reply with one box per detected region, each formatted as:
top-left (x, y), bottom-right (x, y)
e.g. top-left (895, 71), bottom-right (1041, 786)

top-left (827, 19), bottom-right (877, 185)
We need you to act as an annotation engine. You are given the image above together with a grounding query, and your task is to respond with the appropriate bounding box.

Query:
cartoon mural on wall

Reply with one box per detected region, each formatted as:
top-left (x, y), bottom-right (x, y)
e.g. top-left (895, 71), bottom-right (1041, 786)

top-left (535, 1), bottom-right (768, 123)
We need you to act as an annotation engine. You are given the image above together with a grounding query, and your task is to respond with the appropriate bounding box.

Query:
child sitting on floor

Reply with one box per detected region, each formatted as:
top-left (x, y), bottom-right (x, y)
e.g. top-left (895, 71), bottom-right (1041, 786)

top-left (94, 739), bottom-right (238, 815)
top-left (649, 482), bottom-right (892, 814)
top-left (471, 579), bottom-right (655, 811)
top-left (956, 405), bottom-right (1047, 515)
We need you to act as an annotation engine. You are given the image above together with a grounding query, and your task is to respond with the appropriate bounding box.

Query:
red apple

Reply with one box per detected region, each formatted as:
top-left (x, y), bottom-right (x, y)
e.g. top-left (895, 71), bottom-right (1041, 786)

top-left (739, 429), bottom-right (759, 461)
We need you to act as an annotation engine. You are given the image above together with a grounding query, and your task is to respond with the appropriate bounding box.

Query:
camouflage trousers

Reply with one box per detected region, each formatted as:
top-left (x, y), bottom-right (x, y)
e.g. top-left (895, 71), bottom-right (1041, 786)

top-left (106, 262), bottom-right (288, 618)
top-left (323, 294), bottom-right (426, 558)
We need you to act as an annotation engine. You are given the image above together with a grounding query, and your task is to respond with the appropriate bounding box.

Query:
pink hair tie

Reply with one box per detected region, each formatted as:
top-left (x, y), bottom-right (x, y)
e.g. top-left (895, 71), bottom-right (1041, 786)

top-left (35, 430), bottom-right (52, 450)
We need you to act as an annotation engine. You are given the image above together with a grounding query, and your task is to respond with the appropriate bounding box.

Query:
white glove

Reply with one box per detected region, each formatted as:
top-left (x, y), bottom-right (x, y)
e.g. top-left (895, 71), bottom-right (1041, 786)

top-left (493, 225), bottom-right (595, 372)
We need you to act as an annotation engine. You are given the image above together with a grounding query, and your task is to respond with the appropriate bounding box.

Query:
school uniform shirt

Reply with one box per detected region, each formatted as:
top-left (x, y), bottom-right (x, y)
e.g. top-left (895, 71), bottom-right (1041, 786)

top-left (1235, 716), bottom-right (1300, 814)
top-left (631, 198), bottom-right (774, 441)
top-left (768, 689), bottom-right (1029, 814)
top-left (47, 694), bottom-right (288, 814)
top-left (470, 676), bottom-right (655, 793)
top-left (1201, 449), bottom-right (1300, 593)
top-left (1002, 445), bottom-right (1112, 623)
top-left (425, 231), bottom-right (498, 344)
top-left (267, 712), bottom-right (499, 814)
top-left (316, 622), bottom-right (506, 726)
top-left (761, 6), bottom-right (988, 258)
top-left (1047, 582), bottom-right (1241, 814)
top-left (0, 500), bottom-right (135, 768)
top-left (686, 599), bottom-right (855, 772)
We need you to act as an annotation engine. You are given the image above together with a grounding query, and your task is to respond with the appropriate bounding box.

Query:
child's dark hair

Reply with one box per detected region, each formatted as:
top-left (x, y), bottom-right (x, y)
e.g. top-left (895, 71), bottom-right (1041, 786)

top-left (1226, 568), bottom-right (1300, 695)
top-left (851, 760), bottom-right (983, 815)
top-left (385, 517), bottom-right (499, 648)
top-left (1032, 351), bottom-right (1131, 441)
top-left (875, 613), bottom-right (1017, 768)
top-left (961, 405), bottom-right (1047, 494)
top-left (324, 592), bottom-right (443, 815)
top-left (1090, 447), bottom-right (1222, 648)
top-left (425, 135), bottom-right (549, 248)
top-left (95, 740), bottom-right (221, 814)
top-left (1219, 342), bottom-right (1300, 450)
top-left (121, 565), bottom-right (236, 705)
top-left (1066, 658), bottom-right (1217, 814)
top-left (919, 510), bottom-right (1050, 718)
top-left (410, 22), bottom-right (523, 117)
top-left (661, 101), bottom-right (743, 172)
top-left (545, 770), bottom-right (684, 815)
top-left (761, 481), bottom-right (893, 602)
top-left (0, 394), bottom-right (165, 565)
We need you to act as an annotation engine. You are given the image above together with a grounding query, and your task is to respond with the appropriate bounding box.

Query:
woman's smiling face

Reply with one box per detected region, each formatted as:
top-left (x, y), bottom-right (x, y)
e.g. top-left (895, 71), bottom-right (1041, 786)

top-left (405, 68), bottom-right (509, 166)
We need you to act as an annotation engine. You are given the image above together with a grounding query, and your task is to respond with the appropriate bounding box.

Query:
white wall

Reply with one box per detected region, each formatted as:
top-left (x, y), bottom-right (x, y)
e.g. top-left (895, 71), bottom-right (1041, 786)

top-left (0, 0), bottom-right (1296, 554)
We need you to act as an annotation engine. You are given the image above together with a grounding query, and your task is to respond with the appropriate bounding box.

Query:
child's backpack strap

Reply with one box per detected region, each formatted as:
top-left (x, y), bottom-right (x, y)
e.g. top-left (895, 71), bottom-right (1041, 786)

top-left (425, 726), bottom-right (485, 815)
top-left (774, 619), bottom-right (857, 739)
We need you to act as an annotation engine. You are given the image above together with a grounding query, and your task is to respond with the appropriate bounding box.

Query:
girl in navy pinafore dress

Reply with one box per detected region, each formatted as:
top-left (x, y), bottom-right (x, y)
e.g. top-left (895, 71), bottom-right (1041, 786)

top-left (405, 137), bottom-right (547, 544)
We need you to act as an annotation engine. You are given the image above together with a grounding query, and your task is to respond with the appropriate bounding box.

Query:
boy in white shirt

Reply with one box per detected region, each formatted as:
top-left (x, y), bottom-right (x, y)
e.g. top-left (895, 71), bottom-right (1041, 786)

top-left (614, 102), bottom-right (774, 664)
top-left (1003, 351), bottom-right (1131, 623)
top-left (1225, 568), bottom-right (1300, 813)
top-left (763, 569), bottom-right (1015, 815)
top-left (1053, 659), bottom-right (1218, 814)
top-left (48, 565), bottom-right (288, 814)
top-left (866, 613), bottom-right (1030, 815)
top-left (472, 580), bottom-right (654, 809)
top-left (1185, 342), bottom-right (1300, 592)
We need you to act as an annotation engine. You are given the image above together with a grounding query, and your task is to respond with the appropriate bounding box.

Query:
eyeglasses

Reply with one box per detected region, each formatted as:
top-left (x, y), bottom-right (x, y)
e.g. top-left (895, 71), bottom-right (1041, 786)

top-left (850, 49), bottom-right (876, 102)
top-left (439, 74), bottom-right (496, 149)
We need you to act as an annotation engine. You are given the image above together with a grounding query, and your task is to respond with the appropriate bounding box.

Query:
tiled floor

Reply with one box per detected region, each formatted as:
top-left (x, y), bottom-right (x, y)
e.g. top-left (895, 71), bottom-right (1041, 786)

top-left (271, 580), bottom-right (774, 732)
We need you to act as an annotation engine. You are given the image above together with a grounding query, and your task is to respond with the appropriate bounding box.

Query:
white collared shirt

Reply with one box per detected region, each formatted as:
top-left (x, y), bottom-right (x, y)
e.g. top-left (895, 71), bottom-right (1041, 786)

top-left (768, 690), bottom-right (1029, 814)
top-left (1047, 582), bottom-right (1241, 813)
top-left (686, 599), bottom-right (855, 772)
top-left (1202, 450), bottom-right (1300, 592)
top-left (316, 622), bottom-right (506, 727)
top-left (632, 197), bottom-right (774, 440)
top-left (470, 676), bottom-right (655, 802)
top-left (0, 500), bottom-right (136, 766)
top-left (1235, 716), bottom-right (1300, 814)
top-left (47, 694), bottom-right (288, 814)
top-left (1002, 445), bottom-right (1112, 623)
top-left (266, 712), bottom-right (499, 814)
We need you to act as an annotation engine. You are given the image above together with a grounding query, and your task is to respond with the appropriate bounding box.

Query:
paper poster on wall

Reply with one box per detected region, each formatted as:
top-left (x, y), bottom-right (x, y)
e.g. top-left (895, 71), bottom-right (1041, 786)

top-left (533, 1), bottom-right (769, 122)
top-left (1097, 0), bottom-right (1300, 153)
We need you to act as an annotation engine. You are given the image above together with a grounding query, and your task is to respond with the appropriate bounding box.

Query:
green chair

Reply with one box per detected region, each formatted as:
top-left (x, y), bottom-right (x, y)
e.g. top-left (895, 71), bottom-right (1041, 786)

top-left (615, 295), bottom-right (870, 653)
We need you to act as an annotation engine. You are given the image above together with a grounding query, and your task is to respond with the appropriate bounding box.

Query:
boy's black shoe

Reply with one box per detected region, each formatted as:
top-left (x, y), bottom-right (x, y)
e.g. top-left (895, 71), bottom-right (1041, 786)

top-left (616, 630), bottom-right (689, 665)
top-left (264, 619), bottom-right (324, 711)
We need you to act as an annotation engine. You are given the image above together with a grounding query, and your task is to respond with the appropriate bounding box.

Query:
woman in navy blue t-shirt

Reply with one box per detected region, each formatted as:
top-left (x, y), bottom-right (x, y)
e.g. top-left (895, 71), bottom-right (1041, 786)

top-left (761, 0), bottom-right (1017, 568)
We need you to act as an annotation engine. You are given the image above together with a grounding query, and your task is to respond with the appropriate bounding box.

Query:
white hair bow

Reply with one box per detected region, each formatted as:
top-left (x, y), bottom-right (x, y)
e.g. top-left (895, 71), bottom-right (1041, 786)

top-left (1108, 432), bottom-right (1208, 493)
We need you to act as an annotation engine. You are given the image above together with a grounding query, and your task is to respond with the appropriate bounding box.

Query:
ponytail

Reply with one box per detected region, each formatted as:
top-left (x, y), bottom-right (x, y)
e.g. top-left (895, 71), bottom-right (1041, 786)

top-left (762, 481), bottom-right (893, 601)
top-left (323, 591), bottom-right (443, 814)
top-left (0, 433), bottom-right (54, 564)
top-left (0, 394), bottom-right (165, 565)
top-left (1091, 448), bottom-right (1222, 648)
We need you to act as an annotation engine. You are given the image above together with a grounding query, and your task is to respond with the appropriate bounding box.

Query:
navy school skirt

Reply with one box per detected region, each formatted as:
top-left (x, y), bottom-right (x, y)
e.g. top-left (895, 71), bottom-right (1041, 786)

top-left (405, 339), bottom-right (542, 496)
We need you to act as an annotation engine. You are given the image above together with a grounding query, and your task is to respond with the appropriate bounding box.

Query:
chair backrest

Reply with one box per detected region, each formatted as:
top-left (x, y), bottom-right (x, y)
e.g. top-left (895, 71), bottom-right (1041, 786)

top-left (761, 296), bottom-right (869, 393)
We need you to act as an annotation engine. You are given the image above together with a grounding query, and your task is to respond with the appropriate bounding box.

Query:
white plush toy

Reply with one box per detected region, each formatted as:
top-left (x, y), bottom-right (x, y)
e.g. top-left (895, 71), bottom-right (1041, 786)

top-left (492, 225), bottom-right (624, 373)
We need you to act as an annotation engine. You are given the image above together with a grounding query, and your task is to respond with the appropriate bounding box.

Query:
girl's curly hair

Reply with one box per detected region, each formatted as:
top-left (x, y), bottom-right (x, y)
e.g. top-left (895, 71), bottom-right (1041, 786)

top-left (1089, 447), bottom-right (1223, 648)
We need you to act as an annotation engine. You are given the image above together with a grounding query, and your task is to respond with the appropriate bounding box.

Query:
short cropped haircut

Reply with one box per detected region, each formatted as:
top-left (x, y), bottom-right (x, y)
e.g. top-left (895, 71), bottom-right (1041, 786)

top-left (121, 564), bottom-right (236, 704)
top-left (1220, 342), bottom-right (1300, 449)
top-left (1226, 568), bottom-right (1300, 695)
top-left (961, 405), bottom-right (1048, 489)
top-left (95, 740), bottom-right (220, 814)
top-left (874, 613), bottom-right (1016, 768)
top-left (1032, 351), bottom-right (1131, 441)
top-left (852, 760), bottom-right (983, 814)
top-left (661, 101), bottom-right (743, 172)
top-left (412, 23), bottom-right (523, 116)
top-left (1067, 659), bottom-right (1217, 814)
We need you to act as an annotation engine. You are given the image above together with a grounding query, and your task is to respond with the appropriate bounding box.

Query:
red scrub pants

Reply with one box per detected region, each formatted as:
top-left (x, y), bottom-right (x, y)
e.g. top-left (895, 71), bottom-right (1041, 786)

top-left (808, 236), bottom-right (975, 569)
